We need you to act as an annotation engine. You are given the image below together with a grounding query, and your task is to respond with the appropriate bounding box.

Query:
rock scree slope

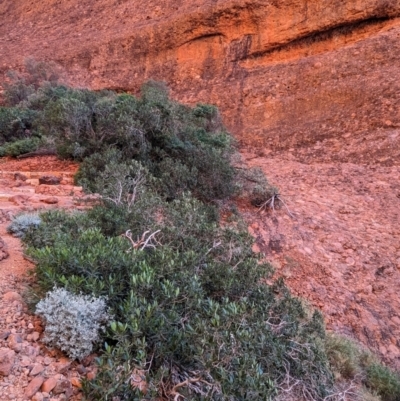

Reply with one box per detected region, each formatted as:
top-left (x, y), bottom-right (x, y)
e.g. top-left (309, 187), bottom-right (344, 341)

top-left (0, 156), bottom-right (92, 401)
top-left (241, 150), bottom-right (400, 369)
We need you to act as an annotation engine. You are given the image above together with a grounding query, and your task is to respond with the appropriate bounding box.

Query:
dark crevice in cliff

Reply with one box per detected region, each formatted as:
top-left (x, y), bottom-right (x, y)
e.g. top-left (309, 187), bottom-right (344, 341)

top-left (242, 15), bottom-right (398, 62)
top-left (181, 32), bottom-right (225, 46)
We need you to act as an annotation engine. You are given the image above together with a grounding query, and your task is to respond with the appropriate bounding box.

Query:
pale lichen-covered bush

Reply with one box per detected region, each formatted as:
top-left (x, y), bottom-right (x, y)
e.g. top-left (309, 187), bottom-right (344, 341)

top-left (7, 213), bottom-right (41, 238)
top-left (36, 288), bottom-right (111, 360)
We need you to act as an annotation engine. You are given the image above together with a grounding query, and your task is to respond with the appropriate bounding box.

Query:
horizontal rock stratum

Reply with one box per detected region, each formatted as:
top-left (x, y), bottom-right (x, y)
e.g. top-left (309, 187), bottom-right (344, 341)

top-left (1, 0), bottom-right (400, 161)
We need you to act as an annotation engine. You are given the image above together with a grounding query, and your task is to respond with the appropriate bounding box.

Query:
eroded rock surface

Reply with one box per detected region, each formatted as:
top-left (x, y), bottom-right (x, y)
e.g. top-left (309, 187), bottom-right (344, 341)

top-left (0, 0), bottom-right (399, 158)
top-left (242, 149), bottom-right (400, 368)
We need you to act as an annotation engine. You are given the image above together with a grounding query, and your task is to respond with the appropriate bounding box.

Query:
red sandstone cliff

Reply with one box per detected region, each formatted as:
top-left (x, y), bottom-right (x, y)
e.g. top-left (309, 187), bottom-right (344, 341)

top-left (1, 0), bottom-right (400, 163)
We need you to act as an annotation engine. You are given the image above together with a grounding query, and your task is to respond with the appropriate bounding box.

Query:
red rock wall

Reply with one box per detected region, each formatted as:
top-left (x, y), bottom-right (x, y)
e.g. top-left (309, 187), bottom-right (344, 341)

top-left (1, 0), bottom-right (399, 156)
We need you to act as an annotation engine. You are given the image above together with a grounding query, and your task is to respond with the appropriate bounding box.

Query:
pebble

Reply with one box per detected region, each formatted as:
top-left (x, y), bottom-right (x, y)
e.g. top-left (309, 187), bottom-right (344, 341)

top-left (32, 393), bottom-right (44, 401)
top-left (29, 363), bottom-right (44, 376)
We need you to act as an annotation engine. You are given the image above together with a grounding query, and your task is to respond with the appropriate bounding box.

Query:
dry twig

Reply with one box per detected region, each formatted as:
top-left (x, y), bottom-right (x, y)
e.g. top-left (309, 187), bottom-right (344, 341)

top-left (121, 229), bottom-right (161, 251)
top-left (258, 191), bottom-right (294, 218)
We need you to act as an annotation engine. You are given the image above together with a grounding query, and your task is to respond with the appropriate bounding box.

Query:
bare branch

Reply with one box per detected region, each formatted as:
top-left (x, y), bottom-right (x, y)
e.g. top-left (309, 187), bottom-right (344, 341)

top-left (258, 192), bottom-right (294, 218)
top-left (121, 229), bottom-right (161, 251)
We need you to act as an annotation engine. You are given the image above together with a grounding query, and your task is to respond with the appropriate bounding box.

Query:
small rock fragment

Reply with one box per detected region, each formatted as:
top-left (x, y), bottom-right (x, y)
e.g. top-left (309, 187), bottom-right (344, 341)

top-left (0, 348), bottom-right (15, 376)
top-left (0, 237), bottom-right (8, 261)
top-left (70, 377), bottom-right (82, 388)
top-left (86, 370), bottom-right (96, 381)
top-left (32, 393), bottom-right (44, 401)
top-left (26, 178), bottom-right (40, 186)
top-left (0, 331), bottom-right (10, 340)
top-left (53, 379), bottom-right (72, 395)
top-left (25, 376), bottom-right (45, 399)
top-left (8, 333), bottom-right (23, 352)
top-left (81, 353), bottom-right (96, 367)
top-left (30, 363), bottom-right (44, 376)
top-left (76, 364), bottom-right (86, 375)
top-left (41, 377), bottom-right (57, 393)
top-left (56, 361), bottom-right (71, 374)
top-left (31, 331), bottom-right (40, 342)
top-left (8, 194), bottom-right (31, 205)
top-left (44, 356), bottom-right (52, 365)
top-left (20, 356), bottom-right (31, 366)
top-left (14, 172), bottom-right (27, 181)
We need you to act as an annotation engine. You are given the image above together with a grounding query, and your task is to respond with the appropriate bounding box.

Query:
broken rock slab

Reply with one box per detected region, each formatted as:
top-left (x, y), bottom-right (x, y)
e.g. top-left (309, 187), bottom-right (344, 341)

top-left (24, 376), bottom-right (45, 399)
top-left (0, 347), bottom-right (16, 376)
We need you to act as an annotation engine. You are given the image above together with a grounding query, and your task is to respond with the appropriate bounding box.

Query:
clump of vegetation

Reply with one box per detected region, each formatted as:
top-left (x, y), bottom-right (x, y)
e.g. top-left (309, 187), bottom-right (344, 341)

top-left (0, 137), bottom-right (41, 157)
top-left (0, 107), bottom-right (39, 145)
top-left (366, 364), bottom-right (400, 401)
top-left (7, 213), bottom-right (41, 238)
top-left (25, 204), bottom-right (334, 400)
top-left (36, 287), bottom-right (111, 360)
top-left (3, 62), bottom-right (238, 202)
top-left (326, 333), bottom-right (400, 401)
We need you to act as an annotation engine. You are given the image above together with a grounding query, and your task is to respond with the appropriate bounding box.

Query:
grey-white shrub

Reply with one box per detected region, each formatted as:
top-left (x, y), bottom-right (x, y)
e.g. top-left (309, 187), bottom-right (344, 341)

top-left (7, 213), bottom-right (41, 238)
top-left (36, 288), bottom-right (111, 360)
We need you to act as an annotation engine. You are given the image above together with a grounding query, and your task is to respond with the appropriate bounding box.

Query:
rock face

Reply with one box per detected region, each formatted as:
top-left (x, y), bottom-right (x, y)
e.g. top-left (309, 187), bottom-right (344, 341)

top-left (0, 0), bottom-right (399, 160)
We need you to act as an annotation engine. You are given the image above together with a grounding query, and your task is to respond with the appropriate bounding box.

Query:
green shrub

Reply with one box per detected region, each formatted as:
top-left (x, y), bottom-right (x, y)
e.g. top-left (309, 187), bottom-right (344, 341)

top-left (0, 107), bottom-right (39, 144)
top-left (366, 364), bottom-right (400, 401)
top-left (25, 191), bottom-right (334, 400)
top-left (0, 137), bottom-right (41, 157)
top-left (4, 58), bottom-right (61, 106)
top-left (237, 166), bottom-right (277, 207)
top-left (3, 72), bottom-right (240, 202)
top-left (325, 333), bottom-right (365, 379)
top-left (3, 73), bottom-right (35, 106)
top-left (325, 333), bottom-right (400, 401)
